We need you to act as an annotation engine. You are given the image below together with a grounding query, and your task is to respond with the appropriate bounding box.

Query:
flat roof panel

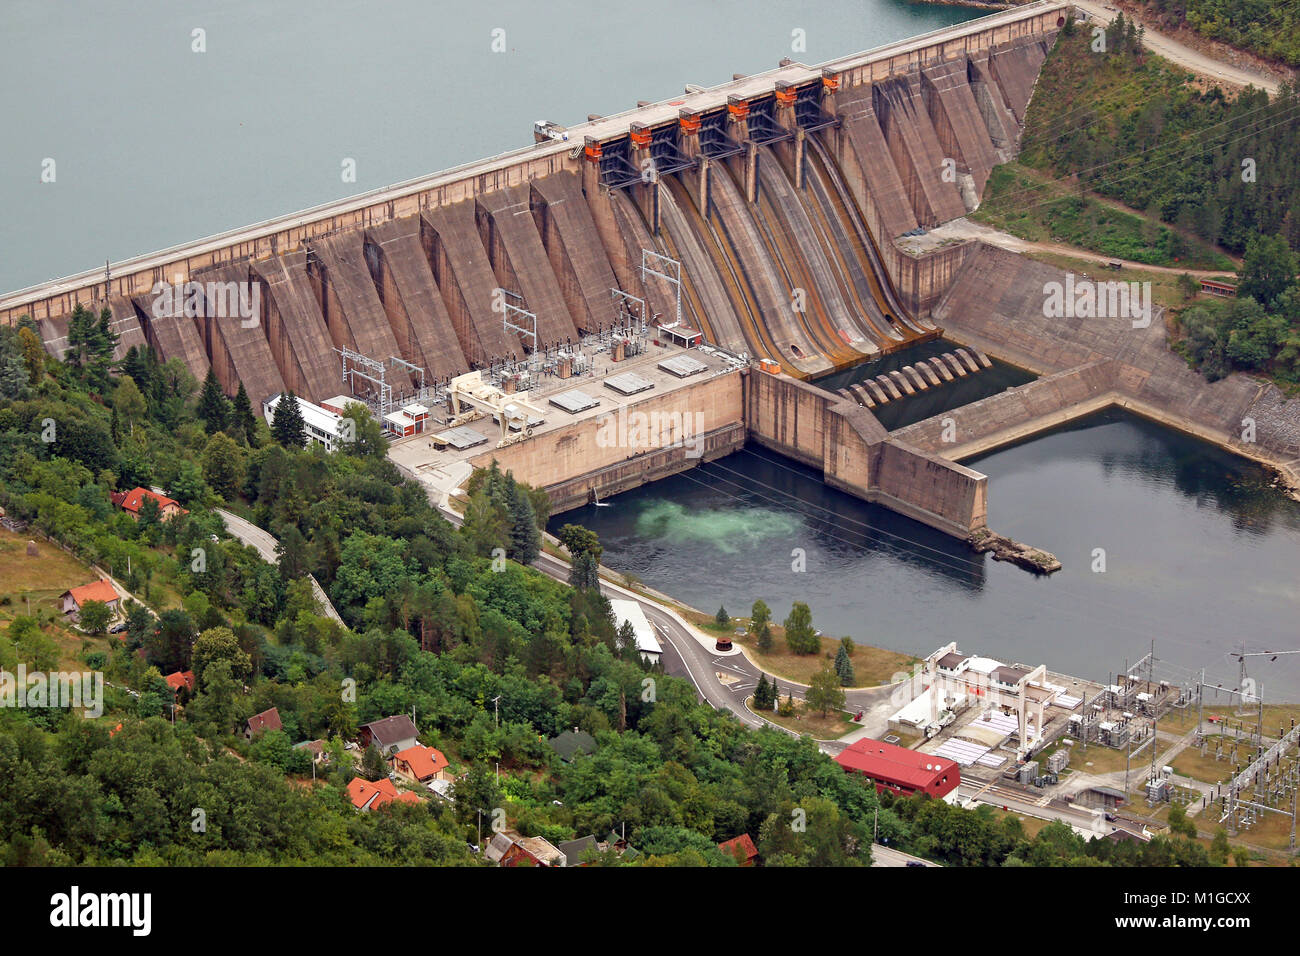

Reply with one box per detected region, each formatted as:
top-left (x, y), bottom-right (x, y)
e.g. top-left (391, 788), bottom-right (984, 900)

top-left (604, 372), bottom-right (656, 395)
top-left (436, 426), bottom-right (490, 450)
top-left (658, 355), bottom-right (708, 378)
top-left (549, 389), bottom-right (600, 414)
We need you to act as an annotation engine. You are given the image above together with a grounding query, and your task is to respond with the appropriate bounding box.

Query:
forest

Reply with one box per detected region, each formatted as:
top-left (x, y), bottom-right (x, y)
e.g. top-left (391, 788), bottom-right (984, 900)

top-left (1136, 0), bottom-right (1300, 66)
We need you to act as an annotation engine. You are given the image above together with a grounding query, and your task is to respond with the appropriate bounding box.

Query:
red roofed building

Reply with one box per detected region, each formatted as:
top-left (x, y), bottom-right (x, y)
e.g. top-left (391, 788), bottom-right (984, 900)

top-left (110, 487), bottom-right (187, 522)
top-left (244, 707), bottom-right (283, 740)
top-left (61, 578), bottom-right (120, 616)
top-left (347, 776), bottom-right (423, 811)
top-left (718, 833), bottom-right (759, 867)
top-left (391, 744), bottom-right (451, 785)
top-left (164, 671), bottom-right (196, 695)
top-left (834, 739), bottom-right (960, 803)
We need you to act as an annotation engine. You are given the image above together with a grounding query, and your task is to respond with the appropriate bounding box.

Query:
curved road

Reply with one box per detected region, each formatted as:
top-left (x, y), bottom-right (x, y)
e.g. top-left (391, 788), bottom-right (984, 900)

top-left (1073, 1), bottom-right (1282, 94)
top-left (459, 507), bottom-right (901, 751)
top-left (214, 507), bottom-right (345, 625)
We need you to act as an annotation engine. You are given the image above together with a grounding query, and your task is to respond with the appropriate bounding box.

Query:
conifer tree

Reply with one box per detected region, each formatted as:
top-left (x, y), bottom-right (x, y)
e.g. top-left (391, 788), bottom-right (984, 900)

top-left (198, 369), bottom-right (230, 434)
top-left (834, 644), bottom-right (855, 687)
top-left (270, 391), bottom-right (307, 448)
top-left (231, 381), bottom-right (258, 444)
top-left (505, 476), bottom-right (541, 563)
top-left (751, 599), bottom-right (773, 653)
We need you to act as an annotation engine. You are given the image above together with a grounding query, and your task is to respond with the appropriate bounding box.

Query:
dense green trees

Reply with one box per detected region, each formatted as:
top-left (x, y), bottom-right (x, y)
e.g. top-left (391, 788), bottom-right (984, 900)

top-left (1179, 295), bottom-right (1293, 381)
top-left (1024, 32), bottom-right (1300, 257)
top-left (1139, 0), bottom-right (1300, 65)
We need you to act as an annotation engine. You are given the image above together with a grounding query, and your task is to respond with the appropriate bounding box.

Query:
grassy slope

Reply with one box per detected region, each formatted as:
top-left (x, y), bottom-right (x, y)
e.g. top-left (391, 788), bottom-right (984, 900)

top-left (973, 27), bottom-right (1237, 271)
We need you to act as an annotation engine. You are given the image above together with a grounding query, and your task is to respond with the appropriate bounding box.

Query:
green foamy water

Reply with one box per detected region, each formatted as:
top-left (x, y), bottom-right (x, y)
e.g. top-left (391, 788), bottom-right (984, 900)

top-left (634, 499), bottom-right (802, 554)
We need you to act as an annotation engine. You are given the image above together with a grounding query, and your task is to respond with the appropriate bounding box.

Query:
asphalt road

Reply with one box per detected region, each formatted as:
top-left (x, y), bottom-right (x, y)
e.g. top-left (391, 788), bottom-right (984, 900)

top-left (214, 507), bottom-right (345, 625)
top-left (871, 844), bottom-right (940, 868)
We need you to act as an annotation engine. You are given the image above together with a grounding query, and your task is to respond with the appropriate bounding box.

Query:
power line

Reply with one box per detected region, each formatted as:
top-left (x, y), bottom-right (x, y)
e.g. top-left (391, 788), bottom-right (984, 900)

top-left (679, 445), bottom-right (1284, 666)
top-left (659, 456), bottom-right (1234, 659)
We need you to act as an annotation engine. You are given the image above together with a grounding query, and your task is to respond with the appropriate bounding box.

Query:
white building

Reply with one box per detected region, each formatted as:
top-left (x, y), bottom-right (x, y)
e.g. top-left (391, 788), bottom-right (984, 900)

top-left (609, 598), bottom-right (662, 665)
top-left (262, 393), bottom-right (349, 452)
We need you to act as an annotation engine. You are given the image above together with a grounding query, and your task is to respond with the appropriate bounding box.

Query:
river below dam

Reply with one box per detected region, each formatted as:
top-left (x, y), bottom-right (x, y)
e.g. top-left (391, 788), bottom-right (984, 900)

top-left (0, 0), bottom-right (979, 294)
top-left (551, 409), bottom-right (1300, 700)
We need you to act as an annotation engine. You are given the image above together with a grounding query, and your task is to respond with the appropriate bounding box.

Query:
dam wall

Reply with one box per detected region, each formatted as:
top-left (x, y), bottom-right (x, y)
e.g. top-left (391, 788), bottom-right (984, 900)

top-left (3, 3), bottom-right (1067, 381)
top-left (745, 368), bottom-right (988, 535)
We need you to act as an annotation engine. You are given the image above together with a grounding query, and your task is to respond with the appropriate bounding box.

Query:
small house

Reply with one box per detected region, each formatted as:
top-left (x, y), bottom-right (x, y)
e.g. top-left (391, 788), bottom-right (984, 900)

top-left (718, 833), bottom-right (759, 867)
top-left (245, 707), bottom-right (283, 740)
top-left (347, 776), bottom-right (421, 811)
top-left (484, 829), bottom-right (564, 867)
top-left (61, 578), bottom-right (120, 616)
top-left (358, 715), bottom-right (420, 756)
top-left (548, 728), bottom-right (597, 763)
top-left (391, 744), bottom-right (451, 785)
top-left (164, 670), bottom-right (196, 695)
top-left (109, 487), bottom-right (187, 522)
top-left (294, 740), bottom-right (329, 765)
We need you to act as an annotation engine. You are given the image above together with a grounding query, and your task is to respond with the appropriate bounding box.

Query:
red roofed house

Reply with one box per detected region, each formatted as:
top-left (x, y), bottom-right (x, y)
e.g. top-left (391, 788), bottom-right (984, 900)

top-left (61, 578), bottom-right (120, 616)
top-left (392, 744), bottom-right (451, 785)
top-left (164, 670), bottom-right (196, 695)
top-left (347, 776), bottom-right (422, 811)
top-left (244, 707), bottom-right (283, 740)
top-left (484, 830), bottom-right (565, 867)
top-left (109, 487), bottom-right (187, 522)
top-left (718, 833), bottom-right (759, 867)
top-left (834, 738), bottom-right (960, 804)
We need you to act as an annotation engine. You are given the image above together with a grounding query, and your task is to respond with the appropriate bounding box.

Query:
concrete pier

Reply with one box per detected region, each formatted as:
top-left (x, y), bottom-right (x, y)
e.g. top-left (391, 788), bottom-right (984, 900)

top-left (252, 253), bottom-right (339, 403)
top-left (476, 184), bottom-right (580, 346)
top-left (423, 202), bottom-right (523, 366)
top-left (199, 263), bottom-right (286, 405)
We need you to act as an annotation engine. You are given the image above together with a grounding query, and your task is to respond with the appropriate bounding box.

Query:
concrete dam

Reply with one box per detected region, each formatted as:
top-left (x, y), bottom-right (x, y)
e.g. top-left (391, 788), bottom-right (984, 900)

top-left (4, 3), bottom-right (1061, 387)
top-left (4, 3), bottom-right (1103, 550)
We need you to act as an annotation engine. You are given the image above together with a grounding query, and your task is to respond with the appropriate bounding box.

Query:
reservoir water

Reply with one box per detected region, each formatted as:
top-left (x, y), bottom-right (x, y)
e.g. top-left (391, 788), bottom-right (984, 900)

top-left (0, 0), bottom-right (979, 294)
top-left (552, 410), bottom-right (1300, 699)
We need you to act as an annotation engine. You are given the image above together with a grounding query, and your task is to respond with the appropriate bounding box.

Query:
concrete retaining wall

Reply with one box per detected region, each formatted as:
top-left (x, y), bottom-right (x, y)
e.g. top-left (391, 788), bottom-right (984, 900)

top-left (933, 243), bottom-right (1300, 490)
top-left (473, 369), bottom-right (745, 505)
top-left (745, 368), bottom-right (989, 535)
top-left (544, 423), bottom-right (746, 513)
top-left (893, 360), bottom-right (1117, 459)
